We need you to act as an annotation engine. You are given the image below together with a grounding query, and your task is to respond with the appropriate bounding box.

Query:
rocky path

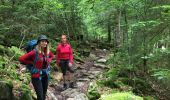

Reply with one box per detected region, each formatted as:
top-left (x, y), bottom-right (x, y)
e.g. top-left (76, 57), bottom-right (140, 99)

top-left (47, 49), bottom-right (110, 100)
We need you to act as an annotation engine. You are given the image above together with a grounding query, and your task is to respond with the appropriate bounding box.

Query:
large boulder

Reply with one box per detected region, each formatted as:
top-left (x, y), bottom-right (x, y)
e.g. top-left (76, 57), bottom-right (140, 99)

top-left (0, 81), bottom-right (13, 100)
top-left (13, 84), bottom-right (33, 100)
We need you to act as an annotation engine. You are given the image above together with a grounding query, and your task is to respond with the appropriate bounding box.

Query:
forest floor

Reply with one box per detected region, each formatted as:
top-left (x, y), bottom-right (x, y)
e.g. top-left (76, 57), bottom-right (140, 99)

top-left (46, 49), bottom-right (110, 100)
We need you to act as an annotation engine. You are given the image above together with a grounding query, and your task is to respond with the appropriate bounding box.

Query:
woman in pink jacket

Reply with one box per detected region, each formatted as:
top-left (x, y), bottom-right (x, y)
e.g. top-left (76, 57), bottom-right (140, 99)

top-left (56, 34), bottom-right (74, 89)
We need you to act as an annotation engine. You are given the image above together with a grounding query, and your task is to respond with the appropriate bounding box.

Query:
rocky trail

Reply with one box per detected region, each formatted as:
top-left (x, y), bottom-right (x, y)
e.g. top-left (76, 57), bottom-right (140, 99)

top-left (47, 49), bottom-right (110, 100)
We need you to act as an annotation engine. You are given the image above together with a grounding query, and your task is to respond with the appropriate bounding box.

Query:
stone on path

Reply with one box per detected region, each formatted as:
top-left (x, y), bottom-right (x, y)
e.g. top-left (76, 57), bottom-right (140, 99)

top-left (97, 58), bottom-right (107, 63)
top-left (74, 93), bottom-right (88, 100)
top-left (47, 90), bottom-right (58, 100)
top-left (94, 63), bottom-right (106, 69)
top-left (67, 98), bottom-right (74, 100)
top-left (77, 78), bottom-right (90, 82)
top-left (88, 70), bottom-right (101, 76)
top-left (89, 53), bottom-right (98, 60)
top-left (67, 93), bottom-right (88, 100)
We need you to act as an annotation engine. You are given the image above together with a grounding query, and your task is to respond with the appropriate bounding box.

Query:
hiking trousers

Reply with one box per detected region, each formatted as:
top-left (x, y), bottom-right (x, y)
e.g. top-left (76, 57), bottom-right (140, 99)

top-left (31, 75), bottom-right (48, 100)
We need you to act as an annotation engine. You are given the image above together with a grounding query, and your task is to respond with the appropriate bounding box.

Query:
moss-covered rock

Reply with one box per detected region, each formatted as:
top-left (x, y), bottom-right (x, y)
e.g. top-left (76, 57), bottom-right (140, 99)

top-left (0, 80), bottom-right (13, 100)
top-left (14, 84), bottom-right (33, 100)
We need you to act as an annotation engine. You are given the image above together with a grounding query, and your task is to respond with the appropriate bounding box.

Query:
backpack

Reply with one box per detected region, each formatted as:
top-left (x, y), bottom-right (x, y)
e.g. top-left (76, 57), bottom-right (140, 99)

top-left (25, 39), bottom-right (37, 53)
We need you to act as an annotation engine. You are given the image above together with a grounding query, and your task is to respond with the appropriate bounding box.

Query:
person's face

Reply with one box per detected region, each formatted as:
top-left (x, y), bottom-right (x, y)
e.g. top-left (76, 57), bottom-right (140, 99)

top-left (61, 35), bottom-right (67, 43)
top-left (40, 40), bottom-right (48, 48)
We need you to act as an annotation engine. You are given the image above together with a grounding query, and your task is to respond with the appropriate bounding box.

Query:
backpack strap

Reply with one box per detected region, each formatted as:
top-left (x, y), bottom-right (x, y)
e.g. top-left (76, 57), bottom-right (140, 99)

top-left (29, 49), bottom-right (39, 74)
top-left (33, 49), bottom-right (39, 66)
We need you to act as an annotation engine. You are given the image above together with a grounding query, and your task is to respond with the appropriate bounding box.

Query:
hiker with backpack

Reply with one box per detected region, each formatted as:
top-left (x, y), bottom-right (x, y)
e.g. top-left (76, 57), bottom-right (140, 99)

top-left (56, 34), bottom-right (74, 90)
top-left (19, 35), bottom-right (54, 100)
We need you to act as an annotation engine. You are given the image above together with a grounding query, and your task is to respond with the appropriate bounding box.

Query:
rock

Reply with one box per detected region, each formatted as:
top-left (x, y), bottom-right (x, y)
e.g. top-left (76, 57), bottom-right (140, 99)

top-left (82, 73), bottom-right (90, 76)
top-left (0, 81), bottom-right (13, 100)
top-left (81, 70), bottom-right (87, 73)
top-left (70, 91), bottom-right (81, 97)
top-left (74, 93), bottom-right (88, 100)
top-left (61, 88), bottom-right (78, 96)
top-left (76, 82), bottom-right (86, 87)
top-left (89, 53), bottom-right (98, 60)
top-left (94, 63), bottom-right (106, 69)
top-left (103, 49), bottom-right (107, 52)
top-left (52, 72), bottom-right (63, 81)
top-left (77, 78), bottom-right (90, 82)
top-left (97, 58), bottom-right (107, 63)
top-left (47, 90), bottom-right (58, 100)
top-left (88, 75), bottom-right (95, 79)
top-left (15, 84), bottom-right (33, 100)
top-left (88, 70), bottom-right (101, 76)
top-left (18, 90), bottom-right (33, 100)
top-left (67, 98), bottom-right (74, 100)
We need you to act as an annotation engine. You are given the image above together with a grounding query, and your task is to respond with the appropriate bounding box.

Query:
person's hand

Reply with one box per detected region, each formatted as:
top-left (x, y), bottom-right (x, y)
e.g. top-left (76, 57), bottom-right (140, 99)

top-left (69, 62), bottom-right (73, 67)
top-left (47, 58), bottom-right (51, 63)
top-left (57, 60), bottom-right (60, 67)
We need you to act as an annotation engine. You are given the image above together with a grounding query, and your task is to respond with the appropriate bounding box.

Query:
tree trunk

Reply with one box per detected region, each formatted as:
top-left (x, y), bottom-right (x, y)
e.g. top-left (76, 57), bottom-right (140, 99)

top-left (107, 17), bottom-right (111, 42)
top-left (116, 9), bottom-right (122, 48)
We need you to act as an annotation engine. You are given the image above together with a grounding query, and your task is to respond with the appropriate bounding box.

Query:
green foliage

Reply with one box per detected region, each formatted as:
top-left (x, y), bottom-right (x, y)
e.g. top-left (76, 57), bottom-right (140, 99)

top-left (17, 84), bottom-right (32, 100)
top-left (87, 82), bottom-right (101, 100)
top-left (100, 92), bottom-right (143, 100)
top-left (8, 46), bottom-right (24, 60)
top-left (150, 69), bottom-right (170, 85)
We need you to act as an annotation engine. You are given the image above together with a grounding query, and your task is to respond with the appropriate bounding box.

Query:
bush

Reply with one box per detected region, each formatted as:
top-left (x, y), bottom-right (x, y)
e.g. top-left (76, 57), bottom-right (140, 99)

top-left (8, 46), bottom-right (24, 60)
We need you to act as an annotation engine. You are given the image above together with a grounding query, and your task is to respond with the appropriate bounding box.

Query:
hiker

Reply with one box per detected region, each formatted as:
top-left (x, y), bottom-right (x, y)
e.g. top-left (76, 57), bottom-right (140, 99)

top-left (19, 35), bottom-right (54, 100)
top-left (56, 34), bottom-right (74, 89)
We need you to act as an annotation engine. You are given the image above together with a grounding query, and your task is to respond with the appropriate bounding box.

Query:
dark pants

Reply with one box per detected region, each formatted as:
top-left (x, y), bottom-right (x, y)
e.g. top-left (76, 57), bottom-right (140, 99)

top-left (32, 75), bottom-right (48, 100)
top-left (59, 59), bottom-right (74, 75)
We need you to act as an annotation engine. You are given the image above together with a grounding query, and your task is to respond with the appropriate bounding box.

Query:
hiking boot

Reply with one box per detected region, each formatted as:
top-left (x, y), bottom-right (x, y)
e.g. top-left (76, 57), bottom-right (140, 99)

top-left (63, 83), bottom-right (68, 90)
top-left (69, 82), bottom-right (74, 88)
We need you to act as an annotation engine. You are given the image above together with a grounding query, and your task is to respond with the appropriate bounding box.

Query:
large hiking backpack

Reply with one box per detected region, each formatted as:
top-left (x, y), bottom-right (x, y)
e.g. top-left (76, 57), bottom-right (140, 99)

top-left (25, 39), bottom-right (37, 53)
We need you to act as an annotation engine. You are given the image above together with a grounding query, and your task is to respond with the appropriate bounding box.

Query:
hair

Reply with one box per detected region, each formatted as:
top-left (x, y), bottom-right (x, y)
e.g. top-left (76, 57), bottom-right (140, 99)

top-left (36, 42), bottom-right (50, 55)
top-left (61, 34), bottom-right (67, 38)
top-left (61, 34), bottom-right (68, 43)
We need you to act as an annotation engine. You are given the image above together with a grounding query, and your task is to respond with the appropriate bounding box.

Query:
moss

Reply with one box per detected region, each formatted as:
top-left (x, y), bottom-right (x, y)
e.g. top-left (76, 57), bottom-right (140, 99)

top-left (0, 80), bottom-right (13, 100)
top-left (143, 96), bottom-right (156, 100)
top-left (100, 92), bottom-right (143, 100)
top-left (18, 84), bottom-right (33, 100)
top-left (87, 82), bottom-right (101, 100)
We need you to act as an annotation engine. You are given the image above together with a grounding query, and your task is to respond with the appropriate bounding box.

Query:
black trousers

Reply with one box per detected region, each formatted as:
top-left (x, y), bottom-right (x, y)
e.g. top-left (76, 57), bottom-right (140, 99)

top-left (59, 59), bottom-right (74, 75)
top-left (32, 75), bottom-right (48, 100)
